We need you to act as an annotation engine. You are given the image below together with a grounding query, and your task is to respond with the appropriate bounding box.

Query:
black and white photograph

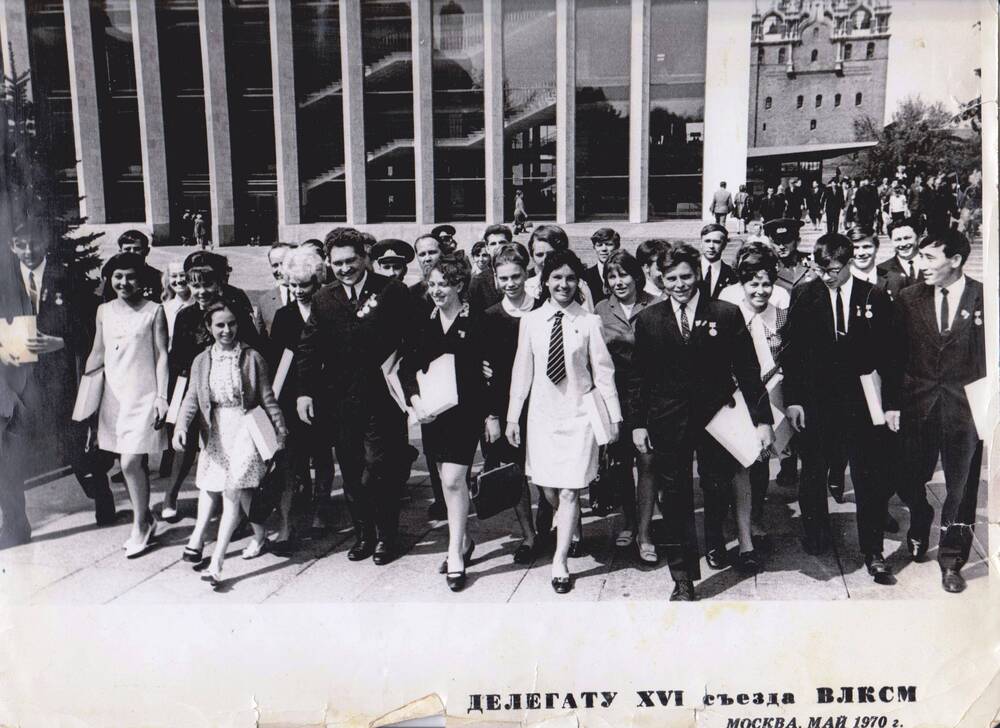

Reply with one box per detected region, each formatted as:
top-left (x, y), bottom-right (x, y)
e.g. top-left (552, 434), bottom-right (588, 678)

top-left (0, 0), bottom-right (995, 725)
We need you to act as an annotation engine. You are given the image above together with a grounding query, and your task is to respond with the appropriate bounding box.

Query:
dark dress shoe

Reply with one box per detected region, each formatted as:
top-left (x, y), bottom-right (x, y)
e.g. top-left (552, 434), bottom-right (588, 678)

top-left (775, 467), bottom-right (798, 489)
top-left (551, 576), bottom-right (573, 594)
top-left (669, 579), bottom-right (697, 601)
top-left (446, 569), bottom-right (467, 592)
top-left (736, 550), bottom-right (761, 574)
top-left (705, 548), bottom-right (727, 570)
top-left (512, 542), bottom-right (536, 565)
top-left (347, 537), bottom-right (376, 561)
top-left (827, 481), bottom-right (845, 504)
top-left (438, 540), bottom-right (475, 574)
top-left (865, 553), bottom-right (894, 585)
top-left (941, 568), bottom-right (966, 594)
top-left (883, 513), bottom-right (900, 533)
top-left (906, 534), bottom-right (928, 562)
top-left (372, 540), bottom-right (394, 565)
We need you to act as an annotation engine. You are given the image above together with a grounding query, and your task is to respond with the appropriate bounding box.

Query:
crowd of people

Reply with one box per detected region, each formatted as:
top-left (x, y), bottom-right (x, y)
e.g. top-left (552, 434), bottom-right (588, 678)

top-left (711, 168), bottom-right (983, 241)
top-left (0, 208), bottom-right (985, 600)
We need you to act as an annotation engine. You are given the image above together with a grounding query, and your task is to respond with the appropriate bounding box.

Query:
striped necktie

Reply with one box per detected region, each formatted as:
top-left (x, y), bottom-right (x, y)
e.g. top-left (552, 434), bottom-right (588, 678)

top-left (28, 271), bottom-right (38, 314)
top-left (546, 311), bottom-right (566, 385)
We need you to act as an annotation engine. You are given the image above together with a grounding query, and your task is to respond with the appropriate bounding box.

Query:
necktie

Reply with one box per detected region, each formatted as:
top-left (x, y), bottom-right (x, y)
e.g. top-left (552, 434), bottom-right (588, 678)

top-left (545, 311), bottom-right (566, 385)
top-left (835, 289), bottom-right (845, 339)
top-left (940, 288), bottom-right (949, 333)
top-left (907, 260), bottom-right (916, 283)
top-left (679, 302), bottom-right (691, 342)
top-left (28, 271), bottom-right (38, 314)
top-left (348, 285), bottom-right (357, 307)
top-left (705, 267), bottom-right (713, 298)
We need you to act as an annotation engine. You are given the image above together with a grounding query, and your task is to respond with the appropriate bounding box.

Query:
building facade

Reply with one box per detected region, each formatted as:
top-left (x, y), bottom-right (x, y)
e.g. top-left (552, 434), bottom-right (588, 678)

top-left (1, 0), bottom-right (756, 244)
top-left (747, 0), bottom-right (890, 187)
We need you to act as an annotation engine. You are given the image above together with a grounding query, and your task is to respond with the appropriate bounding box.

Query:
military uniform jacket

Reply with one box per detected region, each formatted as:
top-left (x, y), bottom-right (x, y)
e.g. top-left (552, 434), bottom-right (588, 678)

top-left (775, 252), bottom-right (815, 292)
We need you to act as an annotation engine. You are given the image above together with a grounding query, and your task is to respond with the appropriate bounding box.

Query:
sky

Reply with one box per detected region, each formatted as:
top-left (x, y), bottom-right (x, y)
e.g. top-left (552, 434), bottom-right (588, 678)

top-left (882, 0), bottom-right (989, 120)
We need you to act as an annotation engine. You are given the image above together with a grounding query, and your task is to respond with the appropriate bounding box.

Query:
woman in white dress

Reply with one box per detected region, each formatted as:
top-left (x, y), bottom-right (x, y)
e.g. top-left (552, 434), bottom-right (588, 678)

top-left (506, 249), bottom-right (622, 594)
top-left (161, 262), bottom-right (194, 348)
top-left (84, 253), bottom-right (169, 558)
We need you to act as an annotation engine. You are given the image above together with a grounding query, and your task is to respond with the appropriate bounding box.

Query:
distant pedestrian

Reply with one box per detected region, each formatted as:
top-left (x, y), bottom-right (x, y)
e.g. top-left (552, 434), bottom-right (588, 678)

top-left (194, 212), bottom-right (210, 250)
top-left (711, 181), bottom-right (733, 226)
top-left (513, 190), bottom-right (529, 234)
top-left (734, 184), bottom-right (752, 234)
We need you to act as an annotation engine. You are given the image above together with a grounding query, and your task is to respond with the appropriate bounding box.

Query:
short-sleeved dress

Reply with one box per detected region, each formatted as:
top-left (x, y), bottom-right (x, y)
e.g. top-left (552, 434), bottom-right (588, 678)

top-left (97, 299), bottom-right (168, 456)
top-left (195, 345), bottom-right (266, 492)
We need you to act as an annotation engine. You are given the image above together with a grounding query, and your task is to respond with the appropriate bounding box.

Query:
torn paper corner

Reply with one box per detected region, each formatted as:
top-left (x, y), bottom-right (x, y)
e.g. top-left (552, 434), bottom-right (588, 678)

top-left (370, 693), bottom-right (444, 727)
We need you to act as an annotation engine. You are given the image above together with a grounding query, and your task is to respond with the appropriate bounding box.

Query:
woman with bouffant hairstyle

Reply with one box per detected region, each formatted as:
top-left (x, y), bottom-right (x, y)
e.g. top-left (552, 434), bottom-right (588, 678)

top-left (398, 253), bottom-right (490, 592)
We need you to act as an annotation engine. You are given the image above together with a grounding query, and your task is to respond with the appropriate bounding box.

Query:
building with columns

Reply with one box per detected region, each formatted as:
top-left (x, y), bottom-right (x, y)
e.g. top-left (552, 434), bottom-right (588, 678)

top-left (2, 0), bottom-right (756, 245)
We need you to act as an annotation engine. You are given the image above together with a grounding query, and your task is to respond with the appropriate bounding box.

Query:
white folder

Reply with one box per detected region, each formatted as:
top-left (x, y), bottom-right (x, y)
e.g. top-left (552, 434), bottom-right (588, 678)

top-left (706, 390), bottom-right (763, 468)
top-left (964, 377), bottom-right (989, 440)
top-left (859, 371), bottom-right (886, 426)
top-left (381, 350), bottom-right (414, 416)
top-left (72, 368), bottom-right (104, 421)
top-left (272, 348), bottom-right (294, 398)
top-left (0, 315), bottom-right (38, 364)
top-left (416, 353), bottom-right (459, 417)
top-left (246, 406), bottom-right (281, 461)
top-left (165, 375), bottom-right (188, 425)
top-left (583, 388), bottom-right (613, 446)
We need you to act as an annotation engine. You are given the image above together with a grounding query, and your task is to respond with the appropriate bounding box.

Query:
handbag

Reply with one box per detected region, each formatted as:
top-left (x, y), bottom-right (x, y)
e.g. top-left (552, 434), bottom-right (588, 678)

top-left (470, 462), bottom-right (524, 520)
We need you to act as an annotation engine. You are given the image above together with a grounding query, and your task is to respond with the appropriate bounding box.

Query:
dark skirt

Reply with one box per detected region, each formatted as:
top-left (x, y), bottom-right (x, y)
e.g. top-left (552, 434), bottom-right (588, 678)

top-left (421, 404), bottom-right (484, 466)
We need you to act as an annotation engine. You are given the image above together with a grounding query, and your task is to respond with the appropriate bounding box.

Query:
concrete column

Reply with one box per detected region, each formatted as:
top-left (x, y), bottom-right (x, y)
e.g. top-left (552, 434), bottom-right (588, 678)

top-left (197, 0), bottom-right (235, 245)
top-left (269, 0), bottom-right (301, 233)
top-left (340, 0), bottom-right (367, 224)
top-left (1, 0), bottom-right (32, 99)
top-left (482, 0), bottom-right (504, 224)
top-left (702, 0), bottom-right (752, 222)
top-left (555, 0), bottom-right (575, 224)
top-left (63, 0), bottom-right (106, 223)
top-left (130, 0), bottom-right (170, 240)
top-left (628, 0), bottom-right (650, 223)
top-left (411, 0), bottom-right (434, 224)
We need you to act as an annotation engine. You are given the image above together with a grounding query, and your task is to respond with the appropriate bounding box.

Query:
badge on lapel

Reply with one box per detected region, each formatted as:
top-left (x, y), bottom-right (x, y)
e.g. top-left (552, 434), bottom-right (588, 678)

top-left (973, 310), bottom-right (982, 326)
top-left (708, 321), bottom-right (718, 336)
top-left (357, 294), bottom-right (379, 319)
top-left (54, 291), bottom-right (64, 306)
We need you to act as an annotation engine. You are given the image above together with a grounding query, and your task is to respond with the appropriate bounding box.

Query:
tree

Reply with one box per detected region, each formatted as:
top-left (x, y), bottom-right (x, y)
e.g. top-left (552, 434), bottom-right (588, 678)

top-left (1, 52), bottom-right (104, 308)
top-left (853, 95), bottom-right (981, 183)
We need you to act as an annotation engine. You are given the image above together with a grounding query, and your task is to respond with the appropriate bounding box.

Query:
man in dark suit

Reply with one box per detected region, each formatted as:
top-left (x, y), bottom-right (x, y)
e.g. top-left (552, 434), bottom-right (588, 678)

top-left (878, 218), bottom-right (924, 290)
top-left (883, 230), bottom-right (985, 593)
top-left (781, 233), bottom-right (895, 582)
top-left (852, 178), bottom-right (880, 233)
top-left (629, 243), bottom-right (774, 601)
top-left (698, 223), bottom-right (738, 300)
top-left (824, 179), bottom-right (844, 234)
top-left (99, 229), bottom-right (163, 303)
top-left (582, 227), bottom-right (620, 305)
top-left (0, 221), bottom-right (112, 547)
top-left (252, 242), bottom-right (294, 335)
top-left (760, 186), bottom-right (785, 223)
top-left (297, 228), bottom-right (410, 564)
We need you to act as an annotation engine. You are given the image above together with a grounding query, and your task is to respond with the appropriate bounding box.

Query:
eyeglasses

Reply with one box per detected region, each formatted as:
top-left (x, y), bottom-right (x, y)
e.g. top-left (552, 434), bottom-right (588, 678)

top-left (816, 266), bottom-right (844, 278)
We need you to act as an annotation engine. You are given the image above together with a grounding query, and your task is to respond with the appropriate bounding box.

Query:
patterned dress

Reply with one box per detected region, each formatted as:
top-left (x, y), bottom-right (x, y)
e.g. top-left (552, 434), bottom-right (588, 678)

top-left (195, 345), bottom-right (266, 492)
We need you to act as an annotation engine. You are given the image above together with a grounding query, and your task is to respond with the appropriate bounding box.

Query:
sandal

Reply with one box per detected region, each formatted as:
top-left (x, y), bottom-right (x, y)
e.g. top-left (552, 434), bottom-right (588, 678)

top-left (615, 530), bottom-right (635, 548)
top-left (512, 541), bottom-right (536, 565)
top-left (637, 542), bottom-right (658, 565)
top-left (182, 545), bottom-right (203, 563)
top-left (242, 537), bottom-right (269, 560)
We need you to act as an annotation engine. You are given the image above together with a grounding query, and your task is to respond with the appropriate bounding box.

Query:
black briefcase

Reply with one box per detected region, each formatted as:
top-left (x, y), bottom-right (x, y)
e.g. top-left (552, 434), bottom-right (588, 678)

top-left (471, 462), bottom-right (524, 520)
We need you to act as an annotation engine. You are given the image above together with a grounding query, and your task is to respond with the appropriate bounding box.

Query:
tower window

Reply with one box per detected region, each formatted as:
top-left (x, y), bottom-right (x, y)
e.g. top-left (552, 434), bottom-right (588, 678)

top-left (866, 42), bottom-right (875, 59)
top-left (778, 47), bottom-right (787, 64)
top-left (762, 123), bottom-right (767, 131)
top-left (844, 43), bottom-right (852, 60)
top-left (765, 96), bottom-right (772, 110)
top-left (815, 94), bottom-right (823, 108)
top-left (855, 92), bottom-right (863, 105)
top-left (758, 46), bottom-right (765, 63)
top-left (810, 49), bottom-right (818, 62)
top-left (796, 95), bottom-right (803, 108)
top-left (835, 93), bottom-right (842, 106)
top-left (810, 119), bottom-right (817, 130)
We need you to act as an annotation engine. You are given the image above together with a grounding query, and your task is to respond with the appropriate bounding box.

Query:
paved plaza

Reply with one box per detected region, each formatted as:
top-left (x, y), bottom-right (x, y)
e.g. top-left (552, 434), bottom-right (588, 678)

top-left (0, 218), bottom-right (987, 605)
